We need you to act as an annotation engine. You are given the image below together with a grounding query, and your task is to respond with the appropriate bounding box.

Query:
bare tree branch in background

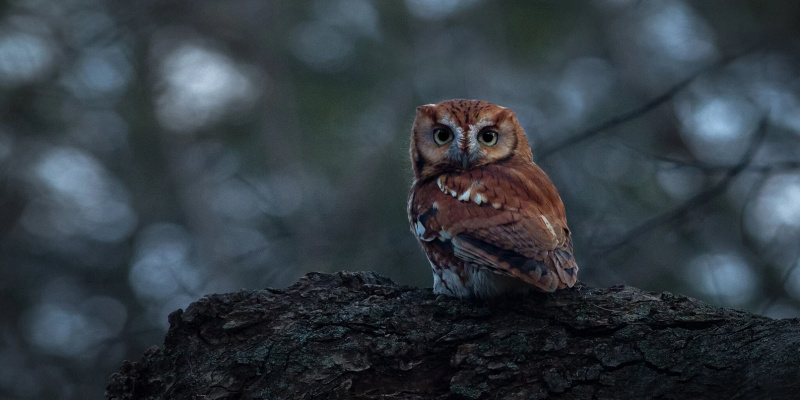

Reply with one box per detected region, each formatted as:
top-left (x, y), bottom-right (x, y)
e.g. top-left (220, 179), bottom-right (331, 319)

top-left (594, 118), bottom-right (768, 256)
top-left (537, 49), bottom-right (758, 161)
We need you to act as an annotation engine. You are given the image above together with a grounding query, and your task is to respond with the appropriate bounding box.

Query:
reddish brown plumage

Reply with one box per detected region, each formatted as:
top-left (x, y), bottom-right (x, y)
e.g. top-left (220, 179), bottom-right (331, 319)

top-left (408, 99), bottom-right (577, 298)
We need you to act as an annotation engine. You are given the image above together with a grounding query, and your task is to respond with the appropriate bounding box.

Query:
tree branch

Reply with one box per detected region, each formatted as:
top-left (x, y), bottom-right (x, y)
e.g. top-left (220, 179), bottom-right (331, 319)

top-left (537, 49), bottom-right (755, 160)
top-left (106, 271), bottom-right (800, 400)
top-left (594, 118), bottom-right (768, 254)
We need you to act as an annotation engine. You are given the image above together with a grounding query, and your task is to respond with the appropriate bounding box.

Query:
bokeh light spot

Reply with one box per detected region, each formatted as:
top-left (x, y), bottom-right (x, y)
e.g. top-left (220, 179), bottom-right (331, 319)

top-left (65, 47), bottom-right (132, 98)
top-left (642, 1), bottom-right (716, 62)
top-left (23, 295), bottom-right (127, 358)
top-left (747, 174), bottom-right (800, 243)
top-left (404, 0), bottom-right (482, 19)
top-left (129, 223), bottom-right (202, 300)
top-left (155, 43), bottom-right (260, 132)
top-left (0, 30), bottom-right (54, 86)
top-left (290, 23), bottom-right (354, 72)
top-left (676, 94), bottom-right (758, 164)
top-left (314, 0), bottom-right (379, 37)
top-left (688, 253), bottom-right (757, 306)
top-left (23, 146), bottom-right (137, 243)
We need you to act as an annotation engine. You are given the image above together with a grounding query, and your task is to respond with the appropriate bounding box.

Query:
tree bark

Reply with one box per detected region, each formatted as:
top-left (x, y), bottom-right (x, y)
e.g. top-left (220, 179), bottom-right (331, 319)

top-left (106, 271), bottom-right (800, 400)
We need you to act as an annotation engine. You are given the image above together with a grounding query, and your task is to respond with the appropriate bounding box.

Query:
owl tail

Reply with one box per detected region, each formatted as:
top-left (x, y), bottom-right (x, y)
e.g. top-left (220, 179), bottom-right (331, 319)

top-left (551, 249), bottom-right (578, 289)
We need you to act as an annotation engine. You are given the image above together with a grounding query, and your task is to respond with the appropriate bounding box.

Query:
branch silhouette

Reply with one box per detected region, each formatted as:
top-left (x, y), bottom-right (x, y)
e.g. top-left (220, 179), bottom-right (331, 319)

top-left (537, 49), bottom-right (756, 161)
top-left (595, 118), bottom-right (768, 255)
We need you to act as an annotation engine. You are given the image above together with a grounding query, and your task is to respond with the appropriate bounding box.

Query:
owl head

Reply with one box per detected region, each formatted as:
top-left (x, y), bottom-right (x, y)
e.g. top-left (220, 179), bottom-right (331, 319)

top-left (410, 99), bottom-right (534, 181)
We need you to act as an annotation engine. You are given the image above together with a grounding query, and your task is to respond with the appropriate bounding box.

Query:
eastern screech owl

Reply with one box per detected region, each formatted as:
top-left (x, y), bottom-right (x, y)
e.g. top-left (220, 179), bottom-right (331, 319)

top-left (408, 99), bottom-right (578, 298)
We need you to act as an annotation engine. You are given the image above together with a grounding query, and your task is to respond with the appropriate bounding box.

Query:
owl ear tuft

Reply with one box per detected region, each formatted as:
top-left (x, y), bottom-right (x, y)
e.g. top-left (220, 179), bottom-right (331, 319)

top-left (416, 104), bottom-right (437, 118)
top-left (495, 108), bottom-right (516, 123)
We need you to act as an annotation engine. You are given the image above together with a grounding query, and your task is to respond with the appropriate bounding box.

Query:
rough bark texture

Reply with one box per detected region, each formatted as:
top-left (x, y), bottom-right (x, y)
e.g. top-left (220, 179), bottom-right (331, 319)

top-left (106, 271), bottom-right (800, 400)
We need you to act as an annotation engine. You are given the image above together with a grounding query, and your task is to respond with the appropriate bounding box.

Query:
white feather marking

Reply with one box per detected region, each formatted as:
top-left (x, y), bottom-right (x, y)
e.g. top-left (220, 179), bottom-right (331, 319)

top-left (440, 115), bottom-right (464, 138)
top-left (467, 118), bottom-right (493, 137)
top-left (492, 202), bottom-right (502, 209)
top-left (473, 193), bottom-right (483, 204)
top-left (457, 188), bottom-right (472, 202)
top-left (541, 215), bottom-right (556, 238)
top-left (433, 268), bottom-right (469, 298)
top-left (432, 201), bottom-right (439, 210)
top-left (437, 176), bottom-right (445, 192)
top-left (415, 221), bottom-right (426, 238)
top-left (449, 189), bottom-right (457, 197)
top-left (439, 230), bottom-right (452, 240)
top-left (432, 265), bottom-right (530, 299)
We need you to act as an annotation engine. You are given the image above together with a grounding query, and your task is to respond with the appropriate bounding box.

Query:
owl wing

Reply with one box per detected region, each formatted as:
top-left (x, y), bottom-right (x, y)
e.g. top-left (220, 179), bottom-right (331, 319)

top-left (410, 164), bottom-right (578, 291)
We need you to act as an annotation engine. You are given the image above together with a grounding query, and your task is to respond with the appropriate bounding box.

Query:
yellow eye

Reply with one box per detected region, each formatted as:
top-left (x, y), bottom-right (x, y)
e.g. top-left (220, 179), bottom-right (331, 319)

top-left (433, 127), bottom-right (453, 145)
top-left (479, 130), bottom-right (498, 146)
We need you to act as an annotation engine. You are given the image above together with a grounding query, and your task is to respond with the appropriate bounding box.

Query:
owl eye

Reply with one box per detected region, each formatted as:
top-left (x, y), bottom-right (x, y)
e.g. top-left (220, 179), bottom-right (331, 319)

top-left (479, 130), bottom-right (498, 146)
top-left (433, 127), bottom-right (453, 145)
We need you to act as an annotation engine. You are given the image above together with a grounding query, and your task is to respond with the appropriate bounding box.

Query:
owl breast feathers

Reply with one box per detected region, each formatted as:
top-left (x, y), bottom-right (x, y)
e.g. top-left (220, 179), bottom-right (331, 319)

top-left (408, 99), bottom-right (578, 298)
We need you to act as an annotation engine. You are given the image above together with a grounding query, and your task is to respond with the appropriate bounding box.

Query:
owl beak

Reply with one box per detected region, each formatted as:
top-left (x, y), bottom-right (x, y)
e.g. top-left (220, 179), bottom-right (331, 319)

top-left (449, 147), bottom-right (471, 169)
top-left (457, 150), bottom-right (470, 169)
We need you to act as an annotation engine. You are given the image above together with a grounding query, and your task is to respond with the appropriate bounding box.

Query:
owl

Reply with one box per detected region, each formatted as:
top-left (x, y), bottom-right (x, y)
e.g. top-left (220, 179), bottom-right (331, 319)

top-left (408, 99), bottom-right (578, 299)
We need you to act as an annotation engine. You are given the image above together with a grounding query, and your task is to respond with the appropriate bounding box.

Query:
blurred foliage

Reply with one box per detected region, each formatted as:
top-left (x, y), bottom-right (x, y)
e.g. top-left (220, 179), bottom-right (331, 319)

top-left (0, 0), bottom-right (799, 398)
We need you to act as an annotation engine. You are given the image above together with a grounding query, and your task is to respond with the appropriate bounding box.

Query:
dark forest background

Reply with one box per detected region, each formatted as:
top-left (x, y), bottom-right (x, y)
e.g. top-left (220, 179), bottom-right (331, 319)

top-left (1, 1), bottom-right (799, 399)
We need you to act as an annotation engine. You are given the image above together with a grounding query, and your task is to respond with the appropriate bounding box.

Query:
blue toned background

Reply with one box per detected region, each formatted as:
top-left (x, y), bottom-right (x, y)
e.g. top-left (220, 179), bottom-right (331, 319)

top-left (1, 0), bottom-right (799, 398)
